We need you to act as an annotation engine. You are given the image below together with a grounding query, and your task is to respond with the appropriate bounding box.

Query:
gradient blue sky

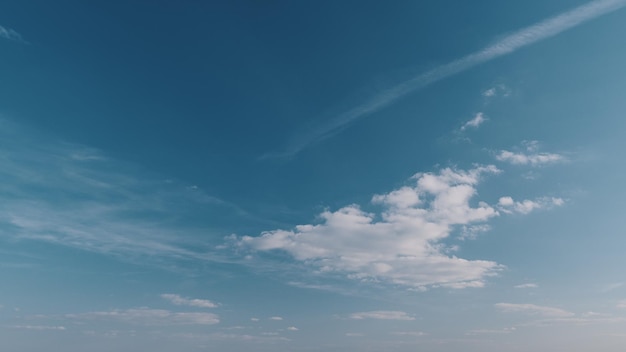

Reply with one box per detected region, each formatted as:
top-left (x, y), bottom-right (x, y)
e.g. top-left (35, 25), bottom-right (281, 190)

top-left (2, 1), bottom-right (626, 351)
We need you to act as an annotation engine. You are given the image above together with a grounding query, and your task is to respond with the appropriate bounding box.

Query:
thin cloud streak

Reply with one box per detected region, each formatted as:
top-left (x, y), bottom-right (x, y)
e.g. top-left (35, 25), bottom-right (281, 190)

top-left (0, 25), bottom-right (26, 43)
top-left (265, 0), bottom-right (626, 159)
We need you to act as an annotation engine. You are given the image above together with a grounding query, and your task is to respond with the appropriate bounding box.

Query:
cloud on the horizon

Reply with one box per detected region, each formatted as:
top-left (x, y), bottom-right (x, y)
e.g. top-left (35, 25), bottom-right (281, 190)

top-left (161, 294), bottom-right (218, 308)
top-left (349, 310), bottom-right (415, 321)
top-left (495, 303), bottom-right (574, 317)
top-left (263, 0), bottom-right (626, 159)
top-left (67, 307), bottom-right (220, 325)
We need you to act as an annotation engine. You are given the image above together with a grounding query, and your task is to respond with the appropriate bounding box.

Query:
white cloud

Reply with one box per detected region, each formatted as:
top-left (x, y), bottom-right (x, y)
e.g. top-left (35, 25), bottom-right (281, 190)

top-left (482, 84), bottom-right (511, 98)
top-left (459, 224), bottom-right (491, 241)
top-left (617, 300), bottom-right (626, 309)
top-left (0, 25), bottom-right (25, 42)
top-left (391, 331), bottom-right (427, 336)
top-left (466, 327), bottom-right (515, 335)
top-left (287, 326), bottom-right (299, 331)
top-left (483, 88), bottom-right (497, 97)
top-left (67, 307), bottom-right (219, 325)
top-left (0, 119), bottom-right (260, 269)
top-left (345, 332), bottom-right (364, 337)
top-left (495, 303), bottom-right (574, 317)
top-left (269, 316), bottom-right (283, 321)
top-left (9, 325), bottom-right (67, 331)
top-left (250, 317), bottom-right (260, 322)
top-left (237, 166), bottom-right (507, 289)
top-left (496, 150), bottom-right (564, 166)
top-left (498, 196), bottom-right (564, 214)
top-left (496, 141), bottom-right (565, 166)
top-left (461, 113), bottom-right (487, 131)
top-left (263, 0), bottom-right (626, 159)
top-left (349, 310), bottom-right (415, 321)
top-left (514, 283), bottom-right (539, 289)
top-left (160, 294), bottom-right (218, 308)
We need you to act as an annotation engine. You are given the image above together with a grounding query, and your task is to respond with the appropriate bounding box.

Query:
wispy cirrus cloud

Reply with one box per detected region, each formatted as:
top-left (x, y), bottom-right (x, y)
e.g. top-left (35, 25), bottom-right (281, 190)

top-left (263, 0), bottom-right (626, 159)
top-left (495, 303), bottom-right (574, 317)
top-left (349, 310), bottom-right (415, 321)
top-left (0, 25), bottom-right (25, 43)
top-left (160, 294), bottom-right (218, 308)
top-left (0, 119), bottom-right (263, 269)
top-left (67, 307), bottom-right (220, 325)
top-left (8, 325), bottom-right (67, 331)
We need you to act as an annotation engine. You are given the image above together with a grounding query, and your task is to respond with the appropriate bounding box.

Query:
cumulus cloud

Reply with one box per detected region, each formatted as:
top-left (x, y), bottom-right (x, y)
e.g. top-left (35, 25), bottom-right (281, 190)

top-left (461, 113), bottom-right (487, 131)
top-left (269, 316), bottom-right (283, 321)
top-left (349, 310), bottom-right (415, 321)
top-left (160, 294), bottom-right (218, 308)
top-left (67, 307), bottom-right (219, 325)
top-left (498, 196), bottom-right (564, 214)
top-left (236, 166), bottom-right (508, 289)
top-left (495, 303), bottom-right (574, 317)
top-left (496, 141), bottom-right (565, 166)
top-left (514, 283), bottom-right (539, 289)
top-left (287, 326), bottom-right (299, 331)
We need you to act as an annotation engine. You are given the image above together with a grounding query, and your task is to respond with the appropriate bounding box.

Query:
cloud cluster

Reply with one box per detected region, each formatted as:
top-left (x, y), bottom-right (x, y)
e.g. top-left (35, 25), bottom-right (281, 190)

top-left (238, 166), bottom-right (505, 289)
top-left (498, 196), bottom-right (564, 214)
top-left (161, 294), bottom-right (218, 308)
top-left (496, 141), bottom-right (564, 166)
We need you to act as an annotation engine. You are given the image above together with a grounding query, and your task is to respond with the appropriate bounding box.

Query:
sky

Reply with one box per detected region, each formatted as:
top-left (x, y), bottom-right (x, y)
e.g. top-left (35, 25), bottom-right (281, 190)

top-left (2, 0), bottom-right (626, 351)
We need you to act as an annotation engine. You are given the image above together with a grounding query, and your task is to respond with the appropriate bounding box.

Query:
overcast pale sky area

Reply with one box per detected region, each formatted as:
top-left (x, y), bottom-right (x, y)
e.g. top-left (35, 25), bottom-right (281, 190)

top-left (2, 1), bottom-right (626, 351)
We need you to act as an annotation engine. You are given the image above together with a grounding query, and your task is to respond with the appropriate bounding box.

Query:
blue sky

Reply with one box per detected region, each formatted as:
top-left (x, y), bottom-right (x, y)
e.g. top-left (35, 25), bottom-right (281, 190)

top-left (2, 0), bottom-right (626, 350)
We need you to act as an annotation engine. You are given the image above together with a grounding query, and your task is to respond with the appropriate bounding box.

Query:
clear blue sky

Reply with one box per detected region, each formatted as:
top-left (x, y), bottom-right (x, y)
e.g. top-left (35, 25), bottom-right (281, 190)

top-left (2, 1), bottom-right (626, 351)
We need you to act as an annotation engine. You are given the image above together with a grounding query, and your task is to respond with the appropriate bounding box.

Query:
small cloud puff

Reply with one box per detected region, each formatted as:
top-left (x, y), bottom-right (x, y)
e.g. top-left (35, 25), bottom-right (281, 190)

top-left (269, 316), bottom-right (283, 321)
top-left (515, 283), bottom-right (539, 289)
top-left (287, 326), bottom-right (299, 331)
top-left (461, 113), bottom-right (487, 131)
top-left (482, 84), bottom-right (510, 98)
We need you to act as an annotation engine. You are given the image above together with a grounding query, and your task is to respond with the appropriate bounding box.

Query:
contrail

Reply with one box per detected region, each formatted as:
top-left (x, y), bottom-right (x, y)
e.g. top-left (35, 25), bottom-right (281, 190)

top-left (263, 0), bottom-right (626, 159)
